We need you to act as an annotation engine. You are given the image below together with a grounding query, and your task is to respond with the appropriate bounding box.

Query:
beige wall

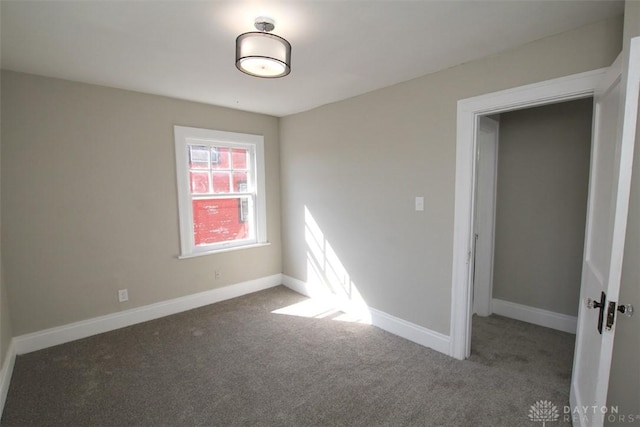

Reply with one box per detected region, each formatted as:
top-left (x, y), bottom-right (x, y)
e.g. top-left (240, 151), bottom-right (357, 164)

top-left (606, 1), bottom-right (640, 421)
top-left (0, 126), bottom-right (11, 365)
top-left (492, 99), bottom-right (592, 317)
top-left (280, 16), bottom-right (622, 335)
top-left (0, 0), bottom-right (13, 366)
top-left (1, 71), bottom-right (282, 335)
top-left (0, 285), bottom-right (10, 367)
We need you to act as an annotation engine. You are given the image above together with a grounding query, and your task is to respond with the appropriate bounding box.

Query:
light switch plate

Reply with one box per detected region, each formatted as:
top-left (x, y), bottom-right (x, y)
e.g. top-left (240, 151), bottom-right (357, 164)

top-left (415, 197), bottom-right (425, 211)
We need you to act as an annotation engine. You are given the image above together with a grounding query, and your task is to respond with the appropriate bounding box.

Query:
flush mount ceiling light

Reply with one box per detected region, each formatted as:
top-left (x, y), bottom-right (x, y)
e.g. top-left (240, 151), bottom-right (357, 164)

top-left (235, 17), bottom-right (291, 78)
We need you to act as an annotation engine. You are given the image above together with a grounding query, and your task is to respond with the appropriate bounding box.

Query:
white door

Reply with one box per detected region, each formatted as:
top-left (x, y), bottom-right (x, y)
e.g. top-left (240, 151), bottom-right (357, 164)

top-left (570, 39), bottom-right (640, 426)
top-left (473, 116), bottom-right (499, 317)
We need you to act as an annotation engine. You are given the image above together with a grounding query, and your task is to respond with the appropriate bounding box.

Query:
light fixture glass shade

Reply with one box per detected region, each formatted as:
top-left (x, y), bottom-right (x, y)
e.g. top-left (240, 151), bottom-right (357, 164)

top-left (236, 32), bottom-right (291, 78)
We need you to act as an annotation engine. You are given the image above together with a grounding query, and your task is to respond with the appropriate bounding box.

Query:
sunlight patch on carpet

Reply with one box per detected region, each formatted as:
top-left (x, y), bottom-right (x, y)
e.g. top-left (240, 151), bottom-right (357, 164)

top-left (271, 298), bottom-right (370, 324)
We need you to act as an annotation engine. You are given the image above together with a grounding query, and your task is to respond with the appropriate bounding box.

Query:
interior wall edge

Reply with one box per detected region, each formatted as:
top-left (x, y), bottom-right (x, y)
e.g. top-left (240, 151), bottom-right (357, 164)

top-left (0, 338), bottom-right (16, 420)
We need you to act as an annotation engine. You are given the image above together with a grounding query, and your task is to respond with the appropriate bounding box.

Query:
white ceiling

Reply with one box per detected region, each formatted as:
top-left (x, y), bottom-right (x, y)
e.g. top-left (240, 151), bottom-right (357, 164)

top-left (1, 1), bottom-right (624, 117)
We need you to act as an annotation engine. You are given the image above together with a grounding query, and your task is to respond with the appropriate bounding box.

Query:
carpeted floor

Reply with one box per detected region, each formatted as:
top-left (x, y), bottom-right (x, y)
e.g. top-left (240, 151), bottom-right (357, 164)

top-left (1, 286), bottom-right (575, 426)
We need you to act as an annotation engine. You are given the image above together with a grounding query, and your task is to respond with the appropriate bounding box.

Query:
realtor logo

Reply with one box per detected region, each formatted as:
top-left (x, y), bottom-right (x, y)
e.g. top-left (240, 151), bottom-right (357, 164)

top-left (529, 400), bottom-right (560, 426)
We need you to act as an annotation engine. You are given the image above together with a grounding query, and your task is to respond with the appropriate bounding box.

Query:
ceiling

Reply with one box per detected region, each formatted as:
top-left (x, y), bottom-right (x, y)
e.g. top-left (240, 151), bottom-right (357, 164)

top-left (1, 1), bottom-right (624, 117)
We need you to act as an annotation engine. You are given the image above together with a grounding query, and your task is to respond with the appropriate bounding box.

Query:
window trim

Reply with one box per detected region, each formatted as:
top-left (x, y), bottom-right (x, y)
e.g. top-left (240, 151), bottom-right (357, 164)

top-left (174, 126), bottom-right (267, 258)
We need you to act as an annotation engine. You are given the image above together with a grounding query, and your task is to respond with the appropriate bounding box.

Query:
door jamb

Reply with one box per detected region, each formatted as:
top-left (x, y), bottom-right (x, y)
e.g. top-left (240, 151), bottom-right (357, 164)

top-left (473, 116), bottom-right (499, 317)
top-left (449, 69), bottom-right (606, 360)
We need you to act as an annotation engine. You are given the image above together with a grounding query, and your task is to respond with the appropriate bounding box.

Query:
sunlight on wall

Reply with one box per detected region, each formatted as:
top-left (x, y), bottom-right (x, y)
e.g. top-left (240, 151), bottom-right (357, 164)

top-left (271, 207), bottom-right (371, 323)
top-left (302, 206), bottom-right (371, 323)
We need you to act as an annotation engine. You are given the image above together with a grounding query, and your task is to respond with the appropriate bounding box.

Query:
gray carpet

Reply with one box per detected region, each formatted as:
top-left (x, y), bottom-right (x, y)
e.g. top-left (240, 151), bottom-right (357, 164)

top-left (1, 286), bottom-right (575, 426)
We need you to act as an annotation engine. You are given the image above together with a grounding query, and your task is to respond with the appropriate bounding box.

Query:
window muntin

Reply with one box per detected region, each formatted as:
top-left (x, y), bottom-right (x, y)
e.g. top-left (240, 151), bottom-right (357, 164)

top-left (174, 126), bottom-right (267, 257)
top-left (188, 146), bottom-right (252, 195)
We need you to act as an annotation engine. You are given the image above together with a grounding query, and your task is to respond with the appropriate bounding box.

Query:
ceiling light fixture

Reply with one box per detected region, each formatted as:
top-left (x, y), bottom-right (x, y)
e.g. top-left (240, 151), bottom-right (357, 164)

top-left (235, 17), bottom-right (291, 78)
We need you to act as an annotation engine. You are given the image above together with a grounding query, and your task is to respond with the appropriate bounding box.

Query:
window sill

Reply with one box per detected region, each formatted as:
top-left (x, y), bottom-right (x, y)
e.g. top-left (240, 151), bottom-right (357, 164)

top-left (178, 242), bottom-right (271, 259)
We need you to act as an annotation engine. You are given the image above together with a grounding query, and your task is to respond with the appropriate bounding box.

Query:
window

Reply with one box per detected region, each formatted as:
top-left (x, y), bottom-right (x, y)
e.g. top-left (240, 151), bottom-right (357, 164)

top-left (174, 126), bottom-right (267, 257)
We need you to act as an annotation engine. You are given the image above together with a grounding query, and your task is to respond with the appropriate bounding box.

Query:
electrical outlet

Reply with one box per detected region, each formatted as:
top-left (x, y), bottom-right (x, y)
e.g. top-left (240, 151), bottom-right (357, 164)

top-left (118, 289), bottom-right (129, 302)
top-left (214, 270), bottom-right (221, 280)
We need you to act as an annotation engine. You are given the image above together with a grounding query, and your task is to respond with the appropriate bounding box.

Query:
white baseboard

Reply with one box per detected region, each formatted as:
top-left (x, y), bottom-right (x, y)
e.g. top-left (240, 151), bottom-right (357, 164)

top-left (492, 298), bottom-right (577, 334)
top-left (282, 275), bottom-right (450, 356)
top-left (281, 274), bottom-right (325, 298)
top-left (0, 339), bottom-right (16, 419)
top-left (281, 275), bottom-right (369, 319)
top-left (368, 307), bottom-right (450, 355)
top-left (14, 274), bottom-right (283, 355)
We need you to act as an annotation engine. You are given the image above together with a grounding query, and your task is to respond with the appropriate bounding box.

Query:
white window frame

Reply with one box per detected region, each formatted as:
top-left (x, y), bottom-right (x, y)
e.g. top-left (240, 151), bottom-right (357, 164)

top-left (174, 126), bottom-right (268, 258)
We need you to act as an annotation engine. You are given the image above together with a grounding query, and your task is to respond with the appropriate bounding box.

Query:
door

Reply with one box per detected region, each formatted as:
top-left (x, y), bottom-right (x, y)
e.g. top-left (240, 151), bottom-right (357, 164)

top-left (473, 116), bottom-right (499, 317)
top-left (570, 38), bottom-right (640, 426)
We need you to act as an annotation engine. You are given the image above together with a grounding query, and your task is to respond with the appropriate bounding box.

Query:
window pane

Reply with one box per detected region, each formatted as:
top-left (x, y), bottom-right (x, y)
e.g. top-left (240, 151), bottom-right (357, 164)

top-left (189, 171), bottom-right (210, 194)
top-left (210, 148), bottom-right (220, 166)
top-left (233, 172), bottom-right (249, 192)
top-left (212, 172), bottom-right (231, 193)
top-left (189, 146), bottom-right (210, 169)
top-left (192, 198), bottom-right (253, 246)
top-left (213, 147), bottom-right (230, 170)
top-left (232, 148), bottom-right (248, 170)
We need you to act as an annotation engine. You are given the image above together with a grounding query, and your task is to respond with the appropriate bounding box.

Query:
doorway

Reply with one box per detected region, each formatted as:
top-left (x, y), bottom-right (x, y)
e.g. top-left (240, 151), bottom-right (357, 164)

top-left (449, 68), bottom-right (606, 361)
top-left (468, 100), bottom-right (594, 403)
top-left (472, 99), bottom-right (593, 331)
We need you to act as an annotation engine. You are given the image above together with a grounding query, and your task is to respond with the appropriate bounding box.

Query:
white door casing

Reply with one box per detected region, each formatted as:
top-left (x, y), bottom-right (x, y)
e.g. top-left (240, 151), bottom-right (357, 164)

top-left (473, 116), bottom-right (499, 317)
top-left (570, 39), bottom-right (640, 427)
top-left (451, 68), bottom-right (605, 360)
